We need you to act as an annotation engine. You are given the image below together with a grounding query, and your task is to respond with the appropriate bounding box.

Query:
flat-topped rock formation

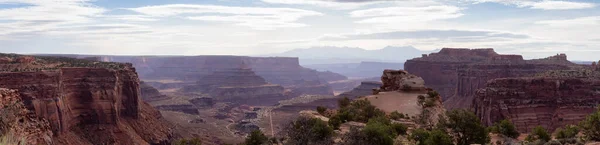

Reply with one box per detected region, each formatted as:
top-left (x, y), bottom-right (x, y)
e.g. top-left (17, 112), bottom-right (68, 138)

top-left (183, 66), bottom-right (288, 106)
top-left (0, 54), bottom-right (174, 144)
top-left (405, 48), bottom-right (578, 109)
top-left (472, 69), bottom-right (600, 133)
top-left (337, 81), bottom-right (382, 99)
top-left (379, 69), bottom-right (426, 92)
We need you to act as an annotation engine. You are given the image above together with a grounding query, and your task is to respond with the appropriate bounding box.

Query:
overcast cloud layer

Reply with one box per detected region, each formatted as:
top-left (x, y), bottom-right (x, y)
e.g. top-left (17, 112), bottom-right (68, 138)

top-left (0, 0), bottom-right (599, 60)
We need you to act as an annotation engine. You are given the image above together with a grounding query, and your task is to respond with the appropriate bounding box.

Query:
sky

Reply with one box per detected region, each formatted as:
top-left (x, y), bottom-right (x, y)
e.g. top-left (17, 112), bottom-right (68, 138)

top-left (0, 0), bottom-right (599, 60)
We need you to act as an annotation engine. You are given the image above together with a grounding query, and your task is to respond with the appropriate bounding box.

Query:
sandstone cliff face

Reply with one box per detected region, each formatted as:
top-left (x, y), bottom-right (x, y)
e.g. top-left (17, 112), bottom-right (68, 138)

top-left (0, 55), bottom-right (174, 144)
top-left (0, 88), bottom-right (53, 145)
top-left (472, 75), bottom-right (600, 133)
top-left (405, 48), bottom-right (577, 109)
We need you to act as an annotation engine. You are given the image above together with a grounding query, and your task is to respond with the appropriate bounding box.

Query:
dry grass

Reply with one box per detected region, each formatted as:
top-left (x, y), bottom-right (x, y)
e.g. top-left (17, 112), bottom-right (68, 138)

top-left (0, 133), bottom-right (24, 145)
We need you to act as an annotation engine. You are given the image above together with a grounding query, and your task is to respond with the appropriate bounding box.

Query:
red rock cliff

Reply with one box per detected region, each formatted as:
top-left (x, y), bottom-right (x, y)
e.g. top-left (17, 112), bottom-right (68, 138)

top-left (472, 74), bottom-right (600, 133)
top-left (0, 56), bottom-right (174, 144)
top-left (405, 48), bottom-right (577, 109)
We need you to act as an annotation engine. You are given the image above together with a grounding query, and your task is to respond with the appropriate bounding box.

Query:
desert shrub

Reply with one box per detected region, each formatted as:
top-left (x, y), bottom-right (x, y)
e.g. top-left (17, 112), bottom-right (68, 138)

top-left (424, 130), bottom-right (453, 145)
top-left (526, 126), bottom-right (551, 142)
top-left (409, 129), bottom-right (452, 145)
top-left (438, 109), bottom-right (490, 145)
top-left (489, 119), bottom-right (520, 138)
top-left (390, 111), bottom-right (406, 120)
top-left (580, 106), bottom-right (600, 141)
top-left (338, 97), bottom-right (351, 108)
top-left (417, 95), bottom-right (426, 106)
top-left (328, 115), bottom-right (342, 130)
top-left (173, 137), bottom-right (202, 145)
top-left (316, 106), bottom-right (327, 115)
top-left (427, 91), bottom-right (440, 99)
top-left (335, 99), bottom-right (385, 123)
top-left (543, 140), bottom-right (562, 145)
top-left (554, 125), bottom-right (579, 139)
top-left (391, 123), bottom-right (408, 135)
top-left (284, 117), bottom-right (334, 145)
top-left (244, 130), bottom-right (268, 145)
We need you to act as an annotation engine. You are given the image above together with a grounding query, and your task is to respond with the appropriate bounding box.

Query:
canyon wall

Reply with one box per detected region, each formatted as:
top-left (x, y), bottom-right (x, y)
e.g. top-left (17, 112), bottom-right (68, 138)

top-left (405, 48), bottom-right (576, 109)
top-left (473, 74), bottom-right (600, 133)
top-left (97, 56), bottom-right (325, 86)
top-left (0, 55), bottom-right (174, 144)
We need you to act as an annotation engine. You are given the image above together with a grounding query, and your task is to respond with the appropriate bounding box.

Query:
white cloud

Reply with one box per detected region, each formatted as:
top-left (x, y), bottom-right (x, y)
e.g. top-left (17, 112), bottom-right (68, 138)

top-left (469, 0), bottom-right (596, 10)
top-left (128, 4), bottom-right (323, 30)
top-left (261, 0), bottom-right (382, 10)
top-left (350, 5), bottom-right (463, 23)
top-left (536, 16), bottom-right (600, 27)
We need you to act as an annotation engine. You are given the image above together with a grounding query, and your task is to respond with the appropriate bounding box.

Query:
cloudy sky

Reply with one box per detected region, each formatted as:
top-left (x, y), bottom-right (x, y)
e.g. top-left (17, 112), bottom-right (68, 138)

top-left (0, 0), bottom-right (599, 60)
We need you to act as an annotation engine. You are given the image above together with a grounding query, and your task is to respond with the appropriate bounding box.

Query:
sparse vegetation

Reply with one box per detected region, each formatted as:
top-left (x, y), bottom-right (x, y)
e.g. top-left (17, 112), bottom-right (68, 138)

top-left (525, 126), bottom-right (551, 143)
top-left (333, 99), bottom-right (386, 123)
top-left (389, 111), bottom-right (408, 120)
top-left (341, 116), bottom-right (406, 145)
top-left (489, 119), bottom-right (520, 138)
top-left (284, 117), bottom-right (334, 145)
top-left (244, 130), bottom-right (268, 145)
top-left (438, 109), bottom-right (490, 145)
top-left (316, 106), bottom-right (327, 115)
top-left (554, 125), bottom-right (579, 140)
top-left (173, 138), bottom-right (202, 145)
top-left (580, 106), bottom-right (600, 141)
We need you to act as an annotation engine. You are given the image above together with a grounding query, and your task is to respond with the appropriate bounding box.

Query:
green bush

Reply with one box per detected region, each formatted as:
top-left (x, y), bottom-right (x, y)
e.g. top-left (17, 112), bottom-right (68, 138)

top-left (424, 130), bottom-right (453, 145)
top-left (489, 119), bottom-right (520, 138)
top-left (316, 106), bottom-right (327, 115)
top-left (244, 130), bottom-right (268, 145)
top-left (438, 109), bottom-right (490, 145)
top-left (554, 125), bottom-right (579, 139)
top-left (391, 123), bottom-right (408, 135)
top-left (580, 106), bottom-right (600, 141)
top-left (409, 129), bottom-right (452, 145)
top-left (389, 111), bottom-right (406, 120)
top-left (338, 97), bottom-right (351, 108)
top-left (328, 115), bottom-right (342, 130)
top-left (526, 126), bottom-right (551, 142)
top-left (284, 117), bottom-right (334, 145)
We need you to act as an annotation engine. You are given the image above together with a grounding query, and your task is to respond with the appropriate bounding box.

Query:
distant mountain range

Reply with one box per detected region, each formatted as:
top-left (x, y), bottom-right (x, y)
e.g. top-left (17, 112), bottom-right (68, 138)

top-left (265, 46), bottom-right (434, 65)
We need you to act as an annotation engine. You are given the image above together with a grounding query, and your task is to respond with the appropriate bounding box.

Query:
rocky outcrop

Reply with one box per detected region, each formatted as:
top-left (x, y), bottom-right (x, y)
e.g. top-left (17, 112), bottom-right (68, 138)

top-left (379, 70), bottom-right (425, 92)
top-left (0, 88), bottom-right (53, 145)
top-left (0, 54), bottom-right (174, 144)
top-left (405, 48), bottom-right (577, 109)
top-left (473, 71), bottom-right (600, 133)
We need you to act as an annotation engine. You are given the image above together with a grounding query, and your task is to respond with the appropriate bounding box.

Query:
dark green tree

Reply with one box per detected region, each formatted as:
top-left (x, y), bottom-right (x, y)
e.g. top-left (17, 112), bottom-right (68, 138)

top-left (489, 119), bottom-right (520, 138)
top-left (284, 117), bottom-right (334, 145)
top-left (424, 130), bottom-right (453, 145)
top-left (316, 106), bottom-right (327, 115)
top-left (338, 97), bottom-right (351, 108)
top-left (245, 130), bottom-right (268, 145)
top-left (554, 125), bottom-right (579, 139)
top-left (580, 106), bottom-right (600, 141)
top-left (439, 109), bottom-right (490, 145)
top-left (525, 126), bottom-right (551, 142)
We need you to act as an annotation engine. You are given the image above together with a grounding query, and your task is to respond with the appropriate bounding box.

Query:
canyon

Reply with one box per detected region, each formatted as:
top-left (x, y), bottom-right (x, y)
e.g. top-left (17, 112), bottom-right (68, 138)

top-left (473, 69), bottom-right (600, 133)
top-left (405, 48), bottom-right (579, 109)
top-left (0, 55), bottom-right (174, 145)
